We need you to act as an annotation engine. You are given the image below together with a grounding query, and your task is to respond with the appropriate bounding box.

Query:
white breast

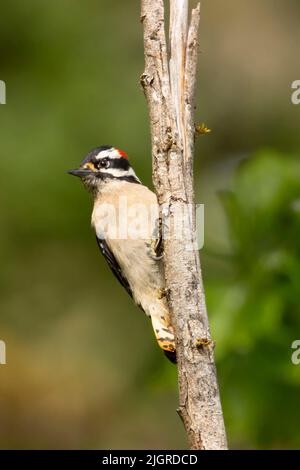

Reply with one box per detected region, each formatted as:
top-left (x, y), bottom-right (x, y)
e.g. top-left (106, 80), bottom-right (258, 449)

top-left (91, 180), bottom-right (166, 312)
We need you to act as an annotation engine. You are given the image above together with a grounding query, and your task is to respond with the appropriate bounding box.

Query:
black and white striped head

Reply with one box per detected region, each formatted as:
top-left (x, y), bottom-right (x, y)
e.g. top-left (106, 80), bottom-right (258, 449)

top-left (68, 146), bottom-right (141, 193)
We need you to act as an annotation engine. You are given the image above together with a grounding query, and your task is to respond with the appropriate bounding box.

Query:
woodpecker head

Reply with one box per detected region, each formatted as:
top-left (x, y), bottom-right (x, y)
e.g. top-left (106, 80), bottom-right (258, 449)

top-left (68, 146), bottom-right (140, 193)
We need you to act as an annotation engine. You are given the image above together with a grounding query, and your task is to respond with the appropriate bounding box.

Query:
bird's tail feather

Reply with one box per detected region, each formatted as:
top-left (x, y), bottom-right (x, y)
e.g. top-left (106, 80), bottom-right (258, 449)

top-left (163, 349), bottom-right (177, 364)
top-left (150, 305), bottom-right (176, 364)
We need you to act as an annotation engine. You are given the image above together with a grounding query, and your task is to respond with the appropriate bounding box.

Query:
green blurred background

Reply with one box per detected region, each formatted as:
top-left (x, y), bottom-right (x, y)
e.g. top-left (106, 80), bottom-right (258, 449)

top-left (0, 0), bottom-right (300, 449)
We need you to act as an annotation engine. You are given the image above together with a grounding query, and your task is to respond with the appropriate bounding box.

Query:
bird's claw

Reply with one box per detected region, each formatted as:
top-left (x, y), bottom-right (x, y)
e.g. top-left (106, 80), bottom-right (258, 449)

top-left (157, 288), bottom-right (167, 299)
top-left (149, 237), bottom-right (164, 260)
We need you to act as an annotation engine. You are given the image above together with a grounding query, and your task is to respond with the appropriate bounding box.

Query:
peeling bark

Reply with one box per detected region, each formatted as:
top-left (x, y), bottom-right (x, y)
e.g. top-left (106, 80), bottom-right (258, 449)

top-left (141, 0), bottom-right (227, 450)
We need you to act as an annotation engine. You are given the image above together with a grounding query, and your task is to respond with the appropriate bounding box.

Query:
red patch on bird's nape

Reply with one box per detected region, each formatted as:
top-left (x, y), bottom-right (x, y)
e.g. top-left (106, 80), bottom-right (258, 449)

top-left (117, 149), bottom-right (128, 159)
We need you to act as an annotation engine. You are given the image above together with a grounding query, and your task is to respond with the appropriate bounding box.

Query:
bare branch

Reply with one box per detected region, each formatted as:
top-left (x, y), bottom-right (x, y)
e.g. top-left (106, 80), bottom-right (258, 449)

top-left (184, 4), bottom-right (200, 202)
top-left (169, 0), bottom-right (188, 142)
top-left (141, 0), bottom-right (228, 450)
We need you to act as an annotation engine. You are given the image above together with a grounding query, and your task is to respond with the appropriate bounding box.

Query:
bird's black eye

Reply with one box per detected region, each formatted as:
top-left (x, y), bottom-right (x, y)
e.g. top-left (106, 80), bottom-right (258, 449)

top-left (98, 157), bottom-right (110, 169)
top-left (94, 157), bottom-right (110, 170)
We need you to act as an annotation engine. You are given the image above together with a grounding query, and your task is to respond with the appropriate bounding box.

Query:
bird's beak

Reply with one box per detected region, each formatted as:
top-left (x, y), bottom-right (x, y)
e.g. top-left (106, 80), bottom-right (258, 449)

top-left (67, 168), bottom-right (93, 178)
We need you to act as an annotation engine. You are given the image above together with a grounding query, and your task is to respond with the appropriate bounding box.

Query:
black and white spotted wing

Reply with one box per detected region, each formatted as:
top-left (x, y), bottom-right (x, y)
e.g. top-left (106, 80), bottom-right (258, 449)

top-left (96, 237), bottom-right (133, 298)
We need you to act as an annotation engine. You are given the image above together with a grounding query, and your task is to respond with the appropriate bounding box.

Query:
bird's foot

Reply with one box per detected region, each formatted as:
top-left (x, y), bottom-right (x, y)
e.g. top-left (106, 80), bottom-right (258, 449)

top-left (157, 288), bottom-right (167, 299)
top-left (149, 238), bottom-right (164, 260)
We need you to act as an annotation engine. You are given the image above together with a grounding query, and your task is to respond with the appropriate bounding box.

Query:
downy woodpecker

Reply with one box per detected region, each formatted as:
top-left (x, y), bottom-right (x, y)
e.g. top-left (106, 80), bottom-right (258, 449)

top-left (69, 146), bottom-right (176, 363)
